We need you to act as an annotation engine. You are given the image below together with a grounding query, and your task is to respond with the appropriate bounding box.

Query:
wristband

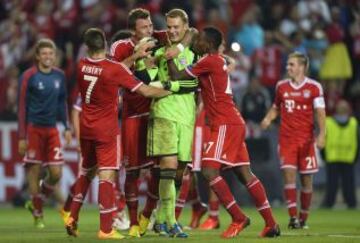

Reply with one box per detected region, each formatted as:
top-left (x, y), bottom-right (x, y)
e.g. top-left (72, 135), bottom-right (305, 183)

top-left (176, 43), bottom-right (185, 52)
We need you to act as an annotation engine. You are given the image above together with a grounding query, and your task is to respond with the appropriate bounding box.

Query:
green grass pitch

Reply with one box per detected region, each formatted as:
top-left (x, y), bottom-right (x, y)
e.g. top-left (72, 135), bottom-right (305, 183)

top-left (0, 206), bottom-right (359, 242)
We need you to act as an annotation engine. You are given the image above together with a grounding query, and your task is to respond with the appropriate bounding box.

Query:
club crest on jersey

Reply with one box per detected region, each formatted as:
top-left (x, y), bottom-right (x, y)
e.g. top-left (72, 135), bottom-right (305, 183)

top-left (179, 57), bottom-right (187, 66)
top-left (303, 90), bottom-right (311, 98)
top-left (37, 81), bottom-right (44, 90)
top-left (54, 80), bottom-right (60, 89)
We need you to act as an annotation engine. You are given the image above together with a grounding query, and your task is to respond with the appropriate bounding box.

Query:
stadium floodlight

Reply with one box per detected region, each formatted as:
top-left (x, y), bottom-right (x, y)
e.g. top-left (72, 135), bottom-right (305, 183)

top-left (231, 42), bottom-right (241, 52)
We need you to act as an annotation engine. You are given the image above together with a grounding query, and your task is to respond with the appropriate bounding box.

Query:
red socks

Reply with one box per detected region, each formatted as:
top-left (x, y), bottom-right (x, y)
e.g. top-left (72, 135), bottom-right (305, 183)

top-left (246, 177), bottom-right (276, 226)
top-left (99, 180), bottom-right (116, 233)
top-left (209, 176), bottom-right (246, 223)
top-left (284, 183), bottom-right (297, 218)
top-left (299, 189), bottom-right (312, 222)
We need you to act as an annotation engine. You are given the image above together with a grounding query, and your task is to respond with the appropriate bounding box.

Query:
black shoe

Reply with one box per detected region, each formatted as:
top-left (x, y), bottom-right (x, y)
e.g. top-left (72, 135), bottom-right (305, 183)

top-left (299, 220), bottom-right (309, 229)
top-left (288, 217), bottom-right (301, 229)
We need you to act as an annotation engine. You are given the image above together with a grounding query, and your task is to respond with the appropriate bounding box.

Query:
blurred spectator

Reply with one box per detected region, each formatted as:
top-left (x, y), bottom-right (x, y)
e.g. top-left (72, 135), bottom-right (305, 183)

top-left (319, 6), bottom-right (352, 93)
top-left (228, 49), bottom-right (252, 107)
top-left (1, 67), bottom-right (19, 120)
top-left (322, 100), bottom-right (359, 209)
top-left (252, 31), bottom-right (284, 98)
top-left (230, 4), bottom-right (264, 56)
top-left (239, 76), bottom-right (271, 125)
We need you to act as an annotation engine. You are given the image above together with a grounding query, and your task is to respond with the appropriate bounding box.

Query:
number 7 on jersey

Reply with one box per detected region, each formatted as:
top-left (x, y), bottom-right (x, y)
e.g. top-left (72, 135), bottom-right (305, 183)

top-left (84, 75), bottom-right (98, 104)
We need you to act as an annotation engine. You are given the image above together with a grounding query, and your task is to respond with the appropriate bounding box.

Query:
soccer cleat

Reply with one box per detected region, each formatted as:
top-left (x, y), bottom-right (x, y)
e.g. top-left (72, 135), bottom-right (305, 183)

top-left (288, 217), bottom-right (301, 229)
top-left (157, 223), bottom-right (169, 237)
top-left (168, 223), bottom-right (188, 238)
top-left (98, 229), bottom-right (125, 240)
top-left (59, 208), bottom-right (70, 225)
top-left (300, 220), bottom-right (309, 229)
top-left (128, 225), bottom-right (141, 237)
top-left (65, 217), bottom-right (79, 237)
top-left (221, 217), bottom-right (250, 239)
top-left (138, 213), bottom-right (150, 236)
top-left (34, 217), bottom-right (45, 229)
top-left (199, 217), bottom-right (220, 230)
top-left (259, 224), bottom-right (281, 237)
top-left (25, 200), bottom-right (45, 229)
top-left (189, 205), bottom-right (207, 229)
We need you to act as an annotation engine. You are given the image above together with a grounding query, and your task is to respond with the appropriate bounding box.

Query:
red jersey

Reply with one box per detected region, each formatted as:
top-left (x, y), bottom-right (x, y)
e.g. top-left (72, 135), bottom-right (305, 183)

top-left (186, 54), bottom-right (245, 126)
top-left (274, 78), bottom-right (325, 143)
top-left (78, 57), bottom-right (142, 142)
top-left (110, 31), bottom-right (167, 118)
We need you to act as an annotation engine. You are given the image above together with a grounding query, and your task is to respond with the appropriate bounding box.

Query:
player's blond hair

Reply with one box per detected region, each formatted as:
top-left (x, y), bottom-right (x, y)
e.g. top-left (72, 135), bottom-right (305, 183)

top-left (166, 8), bottom-right (189, 24)
top-left (35, 38), bottom-right (56, 54)
top-left (288, 51), bottom-right (309, 72)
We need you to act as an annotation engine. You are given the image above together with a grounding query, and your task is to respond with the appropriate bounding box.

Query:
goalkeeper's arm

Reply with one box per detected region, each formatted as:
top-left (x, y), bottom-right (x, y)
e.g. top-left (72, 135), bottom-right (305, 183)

top-left (149, 80), bottom-right (198, 94)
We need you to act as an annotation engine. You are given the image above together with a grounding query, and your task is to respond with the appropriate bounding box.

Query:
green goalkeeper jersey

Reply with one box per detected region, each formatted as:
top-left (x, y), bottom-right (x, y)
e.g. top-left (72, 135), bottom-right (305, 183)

top-left (150, 46), bottom-right (197, 126)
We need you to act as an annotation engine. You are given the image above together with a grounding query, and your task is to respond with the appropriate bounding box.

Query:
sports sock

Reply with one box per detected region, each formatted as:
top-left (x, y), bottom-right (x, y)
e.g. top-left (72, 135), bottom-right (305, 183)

top-left (125, 173), bottom-right (139, 226)
top-left (208, 200), bottom-right (220, 220)
top-left (299, 189), bottom-right (312, 223)
top-left (175, 172), bottom-right (191, 219)
top-left (209, 176), bottom-right (246, 223)
top-left (246, 177), bottom-right (276, 226)
top-left (284, 183), bottom-right (297, 218)
top-left (63, 182), bottom-right (76, 211)
top-left (142, 168), bottom-right (159, 219)
top-left (99, 180), bottom-right (116, 233)
top-left (70, 175), bottom-right (91, 221)
top-left (159, 169), bottom-right (176, 226)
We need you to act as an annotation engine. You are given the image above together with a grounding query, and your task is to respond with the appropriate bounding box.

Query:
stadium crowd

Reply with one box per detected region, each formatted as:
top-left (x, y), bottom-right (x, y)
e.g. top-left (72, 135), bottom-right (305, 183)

top-left (1, 0), bottom-right (360, 120)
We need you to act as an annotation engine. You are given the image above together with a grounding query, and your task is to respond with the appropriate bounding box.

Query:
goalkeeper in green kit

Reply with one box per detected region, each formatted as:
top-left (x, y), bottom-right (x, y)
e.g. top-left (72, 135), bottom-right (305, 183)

top-left (147, 8), bottom-right (198, 238)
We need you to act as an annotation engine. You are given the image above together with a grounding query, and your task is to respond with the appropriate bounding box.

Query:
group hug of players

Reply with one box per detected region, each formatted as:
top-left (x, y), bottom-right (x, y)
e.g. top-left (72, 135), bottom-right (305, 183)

top-left (18, 6), bottom-right (326, 240)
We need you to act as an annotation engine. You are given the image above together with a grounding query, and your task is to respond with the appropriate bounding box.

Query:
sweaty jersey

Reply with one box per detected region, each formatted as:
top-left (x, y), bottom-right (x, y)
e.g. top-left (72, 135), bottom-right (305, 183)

top-left (186, 54), bottom-right (244, 126)
top-left (77, 57), bottom-right (142, 142)
top-left (18, 66), bottom-right (69, 139)
top-left (274, 77), bottom-right (325, 143)
top-left (110, 31), bottom-right (167, 118)
top-left (150, 46), bottom-right (197, 125)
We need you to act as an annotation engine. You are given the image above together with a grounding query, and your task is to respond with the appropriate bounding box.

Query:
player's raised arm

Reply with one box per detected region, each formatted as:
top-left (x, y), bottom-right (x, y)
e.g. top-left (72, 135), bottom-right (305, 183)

top-left (167, 59), bottom-right (193, 80)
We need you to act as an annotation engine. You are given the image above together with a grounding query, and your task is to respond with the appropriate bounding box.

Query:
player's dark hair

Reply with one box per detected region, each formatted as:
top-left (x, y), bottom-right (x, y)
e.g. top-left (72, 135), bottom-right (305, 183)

top-left (166, 8), bottom-right (189, 24)
top-left (203, 27), bottom-right (223, 50)
top-left (110, 29), bottom-right (133, 44)
top-left (83, 28), bottom-right (106, 55)
top-left (288, 51), bottom-right (309, 71)
top-left (128, 8), bottom-right (150, 30)
top-left (35, 38), bottom-right (56, 54)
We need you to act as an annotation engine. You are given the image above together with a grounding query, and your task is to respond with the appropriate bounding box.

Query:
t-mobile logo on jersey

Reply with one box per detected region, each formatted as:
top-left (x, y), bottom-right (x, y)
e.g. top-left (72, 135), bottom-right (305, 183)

top-left (285, 99), bottom-right (295, 112)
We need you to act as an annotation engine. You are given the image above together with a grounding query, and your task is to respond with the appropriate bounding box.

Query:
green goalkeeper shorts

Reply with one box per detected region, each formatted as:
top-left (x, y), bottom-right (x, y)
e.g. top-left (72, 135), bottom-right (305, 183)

top-left (147, 117), bottom-right (194, 162)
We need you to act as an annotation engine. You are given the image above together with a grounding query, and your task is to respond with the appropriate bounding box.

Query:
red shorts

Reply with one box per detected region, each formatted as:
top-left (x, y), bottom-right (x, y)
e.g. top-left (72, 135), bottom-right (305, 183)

top-left (279, 140), bottom-right (318, 174)
top-left (80, 135), bottom-right (121, 171)
top-left (202, 124), bottom-right (250, 169)
top-left (24, 124), bottom-right (63, 166)
top-left (122, 115), bottom-right (153, 171)
top-left (191, 124), bottom-right (210, 171)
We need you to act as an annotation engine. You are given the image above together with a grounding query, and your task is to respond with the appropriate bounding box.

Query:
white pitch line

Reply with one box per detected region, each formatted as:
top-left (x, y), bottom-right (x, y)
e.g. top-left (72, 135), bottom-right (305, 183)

top-left (328, 235), bottom-right (360, 239)
top-left (282, 232), bottom-right (360, 239)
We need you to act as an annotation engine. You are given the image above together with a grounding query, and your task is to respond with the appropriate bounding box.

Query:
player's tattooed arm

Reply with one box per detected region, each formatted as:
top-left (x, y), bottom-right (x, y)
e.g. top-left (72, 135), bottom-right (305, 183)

top-left (166, 59), bottom-right (193, 80)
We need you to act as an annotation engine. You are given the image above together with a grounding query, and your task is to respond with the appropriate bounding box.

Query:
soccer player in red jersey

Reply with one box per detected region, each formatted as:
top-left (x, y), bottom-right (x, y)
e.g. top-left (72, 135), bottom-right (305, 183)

top-left (18, 38), bottom-right (72, 229)
top-left (65, 28), bottom-right (170, 240)
top-left (109, 8), bottom-right (165, 237)
top-left (261, 52), bottom-right (326, 229)
top-left (168, 27), bottom-right (280, 238)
